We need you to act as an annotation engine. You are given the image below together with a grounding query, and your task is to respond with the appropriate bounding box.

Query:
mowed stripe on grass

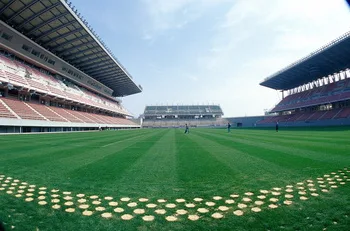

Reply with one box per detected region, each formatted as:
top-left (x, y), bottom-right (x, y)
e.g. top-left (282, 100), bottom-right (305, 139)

top-left (0, 127), bottom-right (349, 231)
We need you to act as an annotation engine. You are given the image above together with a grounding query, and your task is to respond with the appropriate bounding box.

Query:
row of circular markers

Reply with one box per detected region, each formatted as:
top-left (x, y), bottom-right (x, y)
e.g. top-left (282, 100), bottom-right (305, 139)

top-left (0, 168), bottom-right (349, 222)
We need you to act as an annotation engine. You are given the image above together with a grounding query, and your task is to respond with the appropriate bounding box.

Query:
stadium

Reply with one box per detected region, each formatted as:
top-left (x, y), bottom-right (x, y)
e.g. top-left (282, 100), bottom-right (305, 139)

top-left (0, 1), bottom-right (349, 231)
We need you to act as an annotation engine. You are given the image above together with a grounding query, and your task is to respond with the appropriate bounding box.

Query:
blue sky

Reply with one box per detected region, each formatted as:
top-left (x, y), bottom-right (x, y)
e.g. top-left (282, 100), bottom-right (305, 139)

top-left (72, 0), bottom-right (350, 117)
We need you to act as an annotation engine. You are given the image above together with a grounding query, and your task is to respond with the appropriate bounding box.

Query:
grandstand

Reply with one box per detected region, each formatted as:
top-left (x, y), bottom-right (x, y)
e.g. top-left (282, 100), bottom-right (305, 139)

top-left (0, 0), bottom-right (142, 133)
top-left (258, 31), bottom-right (350, 127)
top-left (142, 105), bottom-right (226, 128)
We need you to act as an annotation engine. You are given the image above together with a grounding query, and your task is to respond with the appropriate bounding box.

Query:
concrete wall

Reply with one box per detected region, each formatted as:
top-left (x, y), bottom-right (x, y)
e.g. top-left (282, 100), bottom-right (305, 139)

top-left (226, 116), bottom-right (265, 127)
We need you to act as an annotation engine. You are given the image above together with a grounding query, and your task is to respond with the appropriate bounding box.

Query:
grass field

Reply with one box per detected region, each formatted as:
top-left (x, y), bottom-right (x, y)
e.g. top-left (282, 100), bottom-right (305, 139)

top-left (0, 127), bottom-right (349, 231)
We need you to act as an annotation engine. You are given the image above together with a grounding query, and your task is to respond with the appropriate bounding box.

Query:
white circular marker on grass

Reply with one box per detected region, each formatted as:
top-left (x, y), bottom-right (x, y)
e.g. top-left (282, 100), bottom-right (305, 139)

top-left (260, 190), bottom-right (269, 194)
top-left (225, 199), bottom-right (235, 204)
top-left (121, 197), bottom-right (130, 202)
top-left (185, 203), bottom-right (196, 208)
top-left (51, 194), bottom-right (59, 198)
top-left (78, 199), bottom-right (86, 203)
top-left (109, 201), bottom-right (118, 206)
top-left (194, 198), bottom-right (203, 202)
top-left (51, 189), bottom-right (59, 193)
top-left (64, 201), bottom-right (74, 206)
top-left (176, 198), bottom-right (186, 203)
top-left (165, 203), bottom-right (176, 208)
top-left (157, 199), bottom-right (166, 203)
top-left (155, 209), bottom-right (166, 214)
top-left (238, 203), bottom-right (247, 209)
top-left (92, 200), bottom-right (101, 205)
top-left (15, 194), bottom-right (22, 198)
top-left (82, 210), bottom-right (93, 216)
top-left (6, 190), bottom-right (13, 194)
top-left (218, 206), bottom-right (229, 211)
top-left (143, 215), bottom-right (155, 221)
top-left (77, 194), bottom-right (85, 198)
top-left (38, 201), bottom-right (47, 206)
top-left (271, 191), bottom-right (281, 196)
top-left (104, 196), bottom-right (113, 200)
top-left (233, 210), bottom-right (244, 216)
top-left (128, 202), bottom-right (138, 207)
top-left (101, 212), bottom-right (112, 218)
top-left (139, 198), bottom-right (148, 202)
top-left (242, 197), bottom-right (251, 202)
top-left (176, 209), bottom-right (187, 215)
top-left (285, 194), bottom-right (293, 199)
top-left (270, 198), bottom-right (279, 202)
top-left (121, 214), bottom-right (134, 220)
top-left (146, 203), bottom-right (157, 208)
top-left (213, 196), bottom-right (222, 200)
top-left (165, 216), bottom-right (177, 222)
top-left (95, 207), bottom-right (105, 211)
top-left (251, 207), bottom-right (261, 212)
top-left (254, 201), bottom-right (264, 206)
top-left (188, 215), bottom-right (200, 221)
top-left (38, 196), bottom-right (46, 200)
top-left (65, 208), bottom-right (75, 213)
top-left (257, 195), bottom-right (266, 199)
top-left (311, 193), bottom-right (319, 197)
top-left (284, 200), bottom-right (293, 205)
top-left (230, 194), bottom-right (239, 198)
top-left (52, 204), bottom-right (61, 209)
top-left (197, 208), bottom-right (209, 213)
top-left (63, 196), bottom-right (73, 200)
top-left (114, 208), bottom-right (124, 213)
top-left (244, 192), bottom-right (254, 196)
top-left (63, 192), bottom-right (71, 195)
top-left (331, 185), bottom-right (338, 188)
top-left (39, 187), bottom-right (47, 190)
top-left (298, 191), bottom-right (307, 195)
top-left (268, 204), bottom-right (278, 209)
top-left (212, 212), bottom-right (223, 219)
top-left (300, 196), bottom-right (308, 200)
top-left (286, 189), bottom-right (293, 193)
top-left (26, 193), bottom-right (33, 197)
top-left (79, 204), bottom-right (89, 209)
top-left (205, 202), bottom-right (215, 207)
top-left (134, 209), bottom-right (145, 214)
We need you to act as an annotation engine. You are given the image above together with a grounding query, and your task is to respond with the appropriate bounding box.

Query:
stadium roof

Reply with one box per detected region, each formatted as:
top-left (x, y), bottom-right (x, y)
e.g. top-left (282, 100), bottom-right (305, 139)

top-left (0, 0), bottom-right (142, 97)
top-left (260, 31), bottom-right (350, 91)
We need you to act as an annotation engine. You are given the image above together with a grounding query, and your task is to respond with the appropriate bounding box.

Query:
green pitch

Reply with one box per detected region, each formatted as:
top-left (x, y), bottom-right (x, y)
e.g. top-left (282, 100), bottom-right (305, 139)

top-left (0, 127), bottom-right (349, 230)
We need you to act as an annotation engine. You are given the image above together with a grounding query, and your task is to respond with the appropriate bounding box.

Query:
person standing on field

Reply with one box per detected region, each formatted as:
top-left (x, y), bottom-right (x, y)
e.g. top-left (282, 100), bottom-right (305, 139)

top-left (276, 122), bottom-right (279, 132)
top-left (228, 122), bottom-right (231, 133)
top-left (184, 124), bottom-right (189, 134)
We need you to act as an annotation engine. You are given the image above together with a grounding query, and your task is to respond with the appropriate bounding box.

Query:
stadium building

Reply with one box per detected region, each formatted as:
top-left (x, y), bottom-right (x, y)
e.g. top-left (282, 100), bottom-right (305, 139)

top-left (142, 105), bottom-right (226, 128)
top-left (0, 0), bottom-right (142, 133)
top-left (257, 31), bottom-right (350, 127)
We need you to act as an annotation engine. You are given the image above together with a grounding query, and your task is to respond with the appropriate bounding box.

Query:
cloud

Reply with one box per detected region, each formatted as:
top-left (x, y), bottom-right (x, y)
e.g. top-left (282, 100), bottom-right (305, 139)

top-left (127, 0), bottom-right (350, 117)
top-left (141, 0), bottom-right (230, 36)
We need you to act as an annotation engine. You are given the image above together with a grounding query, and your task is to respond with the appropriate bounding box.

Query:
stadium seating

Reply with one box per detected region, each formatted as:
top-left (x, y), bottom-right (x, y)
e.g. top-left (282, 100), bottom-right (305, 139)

top-left (1, 98), bottom-right (45, 121)
top-left (271, 78), bottom-right (350, 112)
top-left (0, 55), bottom-right (129, 115)
top-left (0, 97), bottom-right (137, 126)
top-left (0, 98), bottom-right (16, 118)
top-left (29, 103), bottom-right (67, 122)
top-left (257, 107), bottom-right (350, 125)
